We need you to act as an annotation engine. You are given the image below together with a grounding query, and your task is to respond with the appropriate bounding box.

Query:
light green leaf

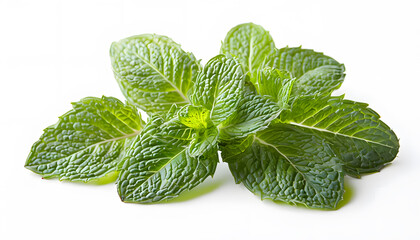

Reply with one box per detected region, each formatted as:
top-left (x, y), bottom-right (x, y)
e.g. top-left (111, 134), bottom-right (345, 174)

top-left (157, 104), bottom-right (196, 140)
top-left (221, 23), bottom-right (276, 78)
top-left (219, 84), bottom-right (281, 140)
top-left (255, 67), bottom-right (295, 108)
top-left (110, 34), bottom-right (201, 116)
top-left (190, 55), bottom-right (245, 125)
top-left (222, 123), bottom-right (344, 209)
top-left (279, 95), bottom-right (400, 177)
top-left (265, 47), bottom-right (345, 98)
top-left (25, 96), bottom-right (143, 183)
top-left (117, 116), bottom-right (219, 203)
top-left (177, 105), bottom-right (211, 129)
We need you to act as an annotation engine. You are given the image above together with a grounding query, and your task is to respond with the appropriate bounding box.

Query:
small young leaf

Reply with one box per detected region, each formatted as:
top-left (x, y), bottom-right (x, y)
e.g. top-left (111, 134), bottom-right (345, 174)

top-left (221, 23), bottom-right (276, 78)
top-left (25, 96), bottom-right (143, 182)
top-left (279, 95), bottom-right (400, 177)
top-left (255, 67), bottom-right (295, 108)
top-left (110, 34), bottom-right (201, 115)
top-left (177, 105), bottom-right (211, 129)
top-left (117, 116), bottom-right (218, 203)
top-left (222, 123), bottom-right (344, 209)
top-left (265, 47), bottom-right (345, 98)
top-left (189, 126), bottom-right (219, 157)
top-left (190, 55), bottom-right (245, 125)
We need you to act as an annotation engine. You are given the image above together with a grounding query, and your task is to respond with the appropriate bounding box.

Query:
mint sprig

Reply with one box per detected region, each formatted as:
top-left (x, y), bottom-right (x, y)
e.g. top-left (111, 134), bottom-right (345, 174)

top-left (26, 23), bottom-right (399, 209)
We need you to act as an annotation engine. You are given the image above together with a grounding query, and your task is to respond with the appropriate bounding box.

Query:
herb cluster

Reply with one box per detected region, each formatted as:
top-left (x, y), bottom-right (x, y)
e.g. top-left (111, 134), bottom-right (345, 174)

top-left (25, 23), bottom-right (399, 209)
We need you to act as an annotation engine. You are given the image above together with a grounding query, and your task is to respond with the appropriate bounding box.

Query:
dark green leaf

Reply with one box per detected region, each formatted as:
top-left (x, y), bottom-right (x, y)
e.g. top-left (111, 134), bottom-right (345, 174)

top-left (117, 116), bottom-right (218, 203)
top-left (222, 123), bottom-right (344, 209)
top-left (279, 95), bottom-right (399, 177)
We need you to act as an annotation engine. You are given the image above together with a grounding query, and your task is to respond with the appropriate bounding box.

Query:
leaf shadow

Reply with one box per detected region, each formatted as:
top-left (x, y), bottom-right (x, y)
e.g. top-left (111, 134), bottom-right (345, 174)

top-left (29, 171), bottom-right (119, 186)
top-left (335, 179), bottom-right (354, 209)
top-left (164, 175), bottom-right (229, 204)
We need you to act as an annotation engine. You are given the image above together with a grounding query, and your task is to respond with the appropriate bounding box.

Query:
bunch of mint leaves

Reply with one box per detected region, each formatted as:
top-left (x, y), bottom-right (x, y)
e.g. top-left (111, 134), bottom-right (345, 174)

top-left (25, 23), bottom-right (399, 209)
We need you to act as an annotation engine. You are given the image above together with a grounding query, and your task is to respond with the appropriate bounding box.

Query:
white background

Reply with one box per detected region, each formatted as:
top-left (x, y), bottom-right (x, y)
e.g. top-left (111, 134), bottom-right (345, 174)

top-left (1, 0), bottom-right (419, 239)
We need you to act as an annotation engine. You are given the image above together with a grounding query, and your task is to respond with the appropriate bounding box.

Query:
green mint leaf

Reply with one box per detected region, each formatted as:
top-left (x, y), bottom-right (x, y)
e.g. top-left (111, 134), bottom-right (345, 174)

top-left (25, 96), bottom-right (143, 183)
top-left (189, 126), bottom-right (219, 157)
top-left (160, 118), bottom-right (195, 140)
top-left (190, 55), bottom-right (245, 125)
top-left (265, 47), bottom-right (345, 98)
top-left (158, 105), bottom-right (196, 140)
top-left (279, 95), bottom-right (400, 177)
top-left (222, 123), bottom-right (344, 209)
top-left (117, 116), bottom-right (218, 203)
top-left (221, 23), bottom-right (276, 78)
top-left (219, 84), bottom-right (281, 140)
top-left (110, 34), bottom-right (201, 116)
top-left (163, 105), bottom-right (218, 157)
top-left (219, 134), bottom-right (255, 158)
top-left (255, 67), bottom-right (295, 108)
top-left (177, 105), bottom-right (211, 129)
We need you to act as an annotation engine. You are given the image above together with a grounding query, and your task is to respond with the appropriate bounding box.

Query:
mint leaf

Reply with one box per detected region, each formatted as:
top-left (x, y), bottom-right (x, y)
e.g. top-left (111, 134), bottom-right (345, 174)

top-left (110, 34), bottom-right (201, 116)
top-left (219, 134), bottom-right (254, 158)
top-left (177, 105), bottom-right (211, 129)
top-left (221, 23), bottom-right (276, 78)
top-left (255, 67), bottom-right (295, 108)
top-left (25, 96), bottom-right (143, 183)
top-left (219, 84), bottom-right (281, 140)
top-left (160, 118), bottom-right (195, 140)
top-left (189, 126), bottom-right (219, 157)
top-left (190, 55), bottom-right (245, 125)
top-left (279, 95), bottom-right (400, 177)
top-left (222, 123), bottom-right (344, 209)
top-left (265, 47), bottom-right (345, 98)
top-left (117, 116), bottom-right (218, 203)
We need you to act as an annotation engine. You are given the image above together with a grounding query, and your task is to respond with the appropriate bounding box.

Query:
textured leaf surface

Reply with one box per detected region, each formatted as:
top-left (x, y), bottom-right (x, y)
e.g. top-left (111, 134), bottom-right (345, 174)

top-left (222, 123), bottom-right (344, 209)
top-left (265, 47), bottom-right (345, 98)
top-left (255, 67), bottom-right (295, 108)
top-left (160, 118), bottom-right (195, 140)
top-left (279, 95), bottom-right (399, 177)
top-left (221, 23), bottom-right (276, 78)
top-left (25, 96), bottom-right (143, 182)
top-left (189, 126), bottom-right (219, 157)
top-left (178, 105), bottom-right (211, 129)
top-left (110, 34), bottom-right (201, 115)
top-left (219, 85), bottom-right (280, 140)
top-left (190, 55), bottom-right (245, 125)
top-left (117, 116), bottom-right (218, 203)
